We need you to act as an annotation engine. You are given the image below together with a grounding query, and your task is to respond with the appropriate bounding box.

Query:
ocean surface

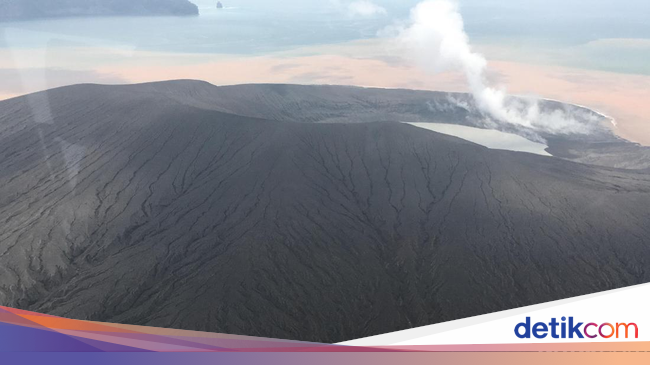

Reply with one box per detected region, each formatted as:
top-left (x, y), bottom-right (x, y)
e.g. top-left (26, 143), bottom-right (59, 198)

top-left (1, 0), bottom-right (649, 74)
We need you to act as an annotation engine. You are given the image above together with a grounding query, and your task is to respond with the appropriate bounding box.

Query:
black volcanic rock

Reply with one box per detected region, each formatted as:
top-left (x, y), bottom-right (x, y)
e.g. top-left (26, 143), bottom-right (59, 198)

top-left (0, 0), bottom-right (199, 21)
top-left (0, 81), bottom-right (649, 343)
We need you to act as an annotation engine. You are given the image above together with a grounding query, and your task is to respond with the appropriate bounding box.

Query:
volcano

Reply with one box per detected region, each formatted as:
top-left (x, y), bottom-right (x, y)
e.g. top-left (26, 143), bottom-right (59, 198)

top-left (0, 80), bottom-right (648, 342)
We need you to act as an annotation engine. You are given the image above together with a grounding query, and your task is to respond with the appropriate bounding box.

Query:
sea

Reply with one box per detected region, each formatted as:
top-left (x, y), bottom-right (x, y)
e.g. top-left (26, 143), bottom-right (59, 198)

top-left (1, 0), bottom-right (649, 75)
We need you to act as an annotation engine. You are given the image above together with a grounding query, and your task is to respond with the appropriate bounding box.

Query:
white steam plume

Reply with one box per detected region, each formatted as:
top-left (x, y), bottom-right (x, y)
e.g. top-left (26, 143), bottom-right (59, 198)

top-left (394, 0), bottom-right (595, 135)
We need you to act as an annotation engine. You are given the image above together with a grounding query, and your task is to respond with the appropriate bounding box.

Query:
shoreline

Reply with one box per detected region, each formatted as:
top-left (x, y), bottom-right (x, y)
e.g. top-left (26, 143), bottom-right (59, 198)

top-left (0, 81), bottom-right (637, 146)
top-left (536, 96), bottom-right (628, 143)
top-left (538, 97), bottom-right (617, 128)
top-left (1, 52), bottom-right (647, 146)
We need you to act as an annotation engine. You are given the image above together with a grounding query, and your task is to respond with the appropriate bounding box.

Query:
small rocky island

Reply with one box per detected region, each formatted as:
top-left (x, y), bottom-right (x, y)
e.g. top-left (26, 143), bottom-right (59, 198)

top-left (0, 0), bottom-right (199, 21)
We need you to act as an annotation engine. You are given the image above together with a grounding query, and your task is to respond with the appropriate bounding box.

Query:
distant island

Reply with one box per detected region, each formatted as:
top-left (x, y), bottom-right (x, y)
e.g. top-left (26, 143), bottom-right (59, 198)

top-left (0, 0), bottom-right (199, 21)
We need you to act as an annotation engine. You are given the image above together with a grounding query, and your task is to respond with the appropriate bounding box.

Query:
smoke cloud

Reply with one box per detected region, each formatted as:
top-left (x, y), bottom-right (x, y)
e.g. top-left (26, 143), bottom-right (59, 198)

top-left (393, 0), bottom-right (596, 135)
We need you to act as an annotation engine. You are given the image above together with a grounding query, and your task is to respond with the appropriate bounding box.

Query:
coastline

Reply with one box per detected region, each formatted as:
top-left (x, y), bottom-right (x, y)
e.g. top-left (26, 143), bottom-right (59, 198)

top-left (1, 46), bottom-right (648, 146)
top-left (486, 61), bottom-right (650, 146)
top-left (0, 80), bottom-right (642, 146)
top-left (537, 96), bottom-right (622, 141)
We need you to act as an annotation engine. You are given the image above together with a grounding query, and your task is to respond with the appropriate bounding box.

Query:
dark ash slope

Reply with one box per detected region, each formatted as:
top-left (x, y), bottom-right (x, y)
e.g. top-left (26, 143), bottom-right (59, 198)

top-left (125, 81), bottom-right (650, 170)
top-left (0, 81), bottom-right (649, 343)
